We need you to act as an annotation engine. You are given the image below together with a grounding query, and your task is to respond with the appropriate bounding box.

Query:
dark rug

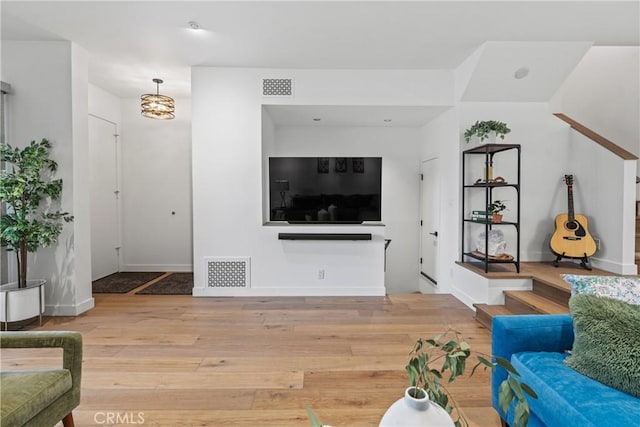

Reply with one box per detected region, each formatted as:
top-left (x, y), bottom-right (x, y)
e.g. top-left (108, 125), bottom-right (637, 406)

top-left (92, 272), bottom-right (165, 294)
top-left (136, 272), bottom-right (193, 295)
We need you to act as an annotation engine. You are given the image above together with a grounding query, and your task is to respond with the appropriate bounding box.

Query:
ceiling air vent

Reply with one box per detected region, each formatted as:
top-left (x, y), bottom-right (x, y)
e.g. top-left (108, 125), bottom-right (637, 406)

top-left (205, 257), bottom-right (250, 288)
top-left (262, 78), bottom-right (293, 97)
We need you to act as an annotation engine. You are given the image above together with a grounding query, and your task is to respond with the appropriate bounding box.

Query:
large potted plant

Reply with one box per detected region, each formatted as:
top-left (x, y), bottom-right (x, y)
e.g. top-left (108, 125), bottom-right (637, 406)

top-left (0, 139), bottom-right (73, 327)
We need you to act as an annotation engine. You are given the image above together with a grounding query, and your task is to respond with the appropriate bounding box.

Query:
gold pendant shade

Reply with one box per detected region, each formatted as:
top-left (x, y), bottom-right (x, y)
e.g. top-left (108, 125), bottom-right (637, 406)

top-left (141, 78), bottom-right (175, 120)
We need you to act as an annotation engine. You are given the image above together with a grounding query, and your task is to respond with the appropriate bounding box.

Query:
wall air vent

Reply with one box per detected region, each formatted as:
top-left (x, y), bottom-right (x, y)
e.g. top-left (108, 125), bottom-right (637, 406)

top-left (262, 78), bottom-right (293, 97)
top-left (205, 257), bottom-right (250, 288)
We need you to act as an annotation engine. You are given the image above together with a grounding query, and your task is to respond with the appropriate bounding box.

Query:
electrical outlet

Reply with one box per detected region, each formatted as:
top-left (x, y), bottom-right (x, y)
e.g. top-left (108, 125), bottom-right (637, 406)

top-left (318, 269), bottom-right (325, 280)
top-left (594, 238), bottom-right (601, 251)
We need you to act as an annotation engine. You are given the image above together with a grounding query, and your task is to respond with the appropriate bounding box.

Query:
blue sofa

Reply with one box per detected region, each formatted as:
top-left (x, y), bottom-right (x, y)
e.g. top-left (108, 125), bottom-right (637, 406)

top-left (491, 314), bottom-right (640, 427)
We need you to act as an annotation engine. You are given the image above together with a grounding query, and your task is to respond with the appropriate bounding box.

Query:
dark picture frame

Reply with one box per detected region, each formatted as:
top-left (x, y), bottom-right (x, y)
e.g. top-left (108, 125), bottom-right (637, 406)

top-left (352, 157), bottom-right (365, 173)
top-left (317, 158), bottom-right (329, 173)
top-left (334, 157), bottom-right (347, 173)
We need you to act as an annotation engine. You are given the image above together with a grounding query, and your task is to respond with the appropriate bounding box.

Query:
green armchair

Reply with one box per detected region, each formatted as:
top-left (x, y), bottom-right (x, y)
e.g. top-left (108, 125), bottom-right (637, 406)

top-left (1, 331), bottom-right (82, 427)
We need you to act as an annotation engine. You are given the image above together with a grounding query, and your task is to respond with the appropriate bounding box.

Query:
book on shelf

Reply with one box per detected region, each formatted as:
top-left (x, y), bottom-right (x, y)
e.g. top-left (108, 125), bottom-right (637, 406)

top-left (471, 214), bottom-right (490, 219)
top-left (470, 219), bottom-right (491, 223)
top-left (472, 210), bottom-right (488, 215)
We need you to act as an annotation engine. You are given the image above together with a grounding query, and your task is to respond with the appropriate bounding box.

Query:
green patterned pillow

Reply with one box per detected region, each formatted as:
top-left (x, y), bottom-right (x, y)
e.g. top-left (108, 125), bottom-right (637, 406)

top-left (566, 294), bottom-right (640, 397)
top-left (562, 274), bottom-right (640, 305)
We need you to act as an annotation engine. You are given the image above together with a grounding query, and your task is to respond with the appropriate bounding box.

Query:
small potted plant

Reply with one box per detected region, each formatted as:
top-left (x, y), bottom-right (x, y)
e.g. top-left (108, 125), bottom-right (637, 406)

top-left (0, 139), bottom-right (73, 326)
top-left (397, 329), bottom-right (536, 427)
top-left (464, 120), bottom-right (511, 144)
top-left (488, 200), bottom-right (507, 223)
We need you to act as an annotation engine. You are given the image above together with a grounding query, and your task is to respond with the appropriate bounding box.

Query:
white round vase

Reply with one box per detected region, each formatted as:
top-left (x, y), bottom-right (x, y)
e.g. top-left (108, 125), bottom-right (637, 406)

top-left (0, 280), bottom-right (46, 325)
top-left (379, 387), bottom-right (455, 427)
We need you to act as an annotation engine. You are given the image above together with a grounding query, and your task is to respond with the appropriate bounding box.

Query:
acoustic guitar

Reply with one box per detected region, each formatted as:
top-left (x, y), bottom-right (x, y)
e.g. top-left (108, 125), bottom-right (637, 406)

top-left (550, 175), bottom-right (597, 259)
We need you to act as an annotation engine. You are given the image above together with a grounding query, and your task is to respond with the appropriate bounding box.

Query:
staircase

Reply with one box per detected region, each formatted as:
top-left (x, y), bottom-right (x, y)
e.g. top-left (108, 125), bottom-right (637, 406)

top-left (474, 276), bottom-right (570, 330)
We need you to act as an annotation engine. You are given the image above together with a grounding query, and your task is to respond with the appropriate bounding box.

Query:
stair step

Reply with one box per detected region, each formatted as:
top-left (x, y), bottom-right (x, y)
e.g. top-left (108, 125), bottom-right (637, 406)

top-left (504, 290), bottom-right (569, 315)
top-left (474, 304), bottom-right (518, 330)
top-left (531, 279), bottom-right (570, 307)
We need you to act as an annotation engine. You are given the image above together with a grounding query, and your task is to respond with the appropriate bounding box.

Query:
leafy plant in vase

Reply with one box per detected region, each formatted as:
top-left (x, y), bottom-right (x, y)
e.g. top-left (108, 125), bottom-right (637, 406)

top-left (0, 139), bottom-right (73, 325)
top-left (401, 328), bottom-right (536, 427)
top-left (464, 120), bottom-right (511, 144)
top-left (488, 200), bottom-right (508, 223)
top-left (307, 328), bottom-right (536, 427)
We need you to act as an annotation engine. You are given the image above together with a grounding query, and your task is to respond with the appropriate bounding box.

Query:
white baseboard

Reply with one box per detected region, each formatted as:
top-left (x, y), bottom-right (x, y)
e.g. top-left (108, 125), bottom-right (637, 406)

top-left (45, 296), bottom-right (95, 316)
top-left (591, 257), bottom-right (637, 275)
top-left (121, 264), bottom-right (193, 272)
top-left (193, 286), bottom-right (386, 297)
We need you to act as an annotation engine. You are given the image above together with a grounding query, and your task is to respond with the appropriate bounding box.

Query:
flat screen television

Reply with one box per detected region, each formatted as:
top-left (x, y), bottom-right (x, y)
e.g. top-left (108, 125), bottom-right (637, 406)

top-left (269, 157), bottom-right (382, 223)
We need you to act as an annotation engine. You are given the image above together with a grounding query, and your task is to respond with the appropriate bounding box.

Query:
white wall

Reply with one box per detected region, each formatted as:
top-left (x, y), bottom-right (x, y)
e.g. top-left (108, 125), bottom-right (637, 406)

top-left (2, 41), bottom-right (93, 315)
top-left (552, 47), bottom-right (640, 157)
top-left (568, 131), bottom-right (637, 274)
top-left (274, 126), bottom-right (422, 293)
top-left (89, 84), bottom-right (122, 124)
top-left (191, 67), bottom-right (453, 296)
top-left (552, 46), bottom-right (640, 199)
top-left (119, 97), bottom-right (193, 272)
top-left (419, 108), bottom-right (458, 295)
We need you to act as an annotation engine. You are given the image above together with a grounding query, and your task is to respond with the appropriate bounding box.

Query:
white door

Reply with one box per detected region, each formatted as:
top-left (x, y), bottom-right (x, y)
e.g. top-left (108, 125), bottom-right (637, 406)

top-left (420, 158), bottom-right (439, 285)
top-left (89, 115), bottom-right (120, 280)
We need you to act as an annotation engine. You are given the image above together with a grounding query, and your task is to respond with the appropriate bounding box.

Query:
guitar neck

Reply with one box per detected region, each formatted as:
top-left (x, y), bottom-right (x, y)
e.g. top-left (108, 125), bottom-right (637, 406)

top-left (567, 184), bottom-right (575, 222)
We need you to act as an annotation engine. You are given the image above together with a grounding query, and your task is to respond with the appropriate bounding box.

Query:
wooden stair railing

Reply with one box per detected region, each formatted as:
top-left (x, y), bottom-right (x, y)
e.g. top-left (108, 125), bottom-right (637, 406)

top-left (553, 113), bottom-right (638, 160)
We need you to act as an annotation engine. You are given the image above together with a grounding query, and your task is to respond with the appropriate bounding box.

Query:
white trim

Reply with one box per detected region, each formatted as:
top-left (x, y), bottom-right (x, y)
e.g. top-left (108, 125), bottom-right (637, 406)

top-left (121, 264), bottom-right (193, 272)
top-left (591, 257), bottom-right (638, 275)
top-left (45, 297), bottom-right (94, 316)
top-left (193, 286), bottom-right (385, 297)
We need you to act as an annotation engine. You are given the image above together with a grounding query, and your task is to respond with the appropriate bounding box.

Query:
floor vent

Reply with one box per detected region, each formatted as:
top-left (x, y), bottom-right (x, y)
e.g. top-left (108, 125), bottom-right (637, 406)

top-left (205, 257), bottom-right (250, 288)
top-left (262, 78), bottom-right (293, 97)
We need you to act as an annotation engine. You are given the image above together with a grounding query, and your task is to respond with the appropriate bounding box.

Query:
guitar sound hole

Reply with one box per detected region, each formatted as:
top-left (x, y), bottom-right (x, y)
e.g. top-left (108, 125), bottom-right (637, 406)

top-left (565, 221), bottom-right (578, 231)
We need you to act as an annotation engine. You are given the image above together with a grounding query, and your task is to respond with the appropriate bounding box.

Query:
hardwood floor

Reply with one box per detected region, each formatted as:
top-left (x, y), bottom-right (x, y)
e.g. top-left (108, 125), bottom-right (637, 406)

top-left (1, 294), bottom-right (500, 427)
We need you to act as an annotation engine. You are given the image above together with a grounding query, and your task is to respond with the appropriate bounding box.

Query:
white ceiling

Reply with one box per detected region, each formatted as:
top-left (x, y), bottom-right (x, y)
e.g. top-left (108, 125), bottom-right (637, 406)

top-left (461, 41), bottom-right (595, 102)
top-left (2, 1), bottom-right (638, 100)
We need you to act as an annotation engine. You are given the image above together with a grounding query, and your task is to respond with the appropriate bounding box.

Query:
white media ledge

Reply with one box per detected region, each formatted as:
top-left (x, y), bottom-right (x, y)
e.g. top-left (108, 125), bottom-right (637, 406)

top-left (193, 224), bottom-right (387, 297)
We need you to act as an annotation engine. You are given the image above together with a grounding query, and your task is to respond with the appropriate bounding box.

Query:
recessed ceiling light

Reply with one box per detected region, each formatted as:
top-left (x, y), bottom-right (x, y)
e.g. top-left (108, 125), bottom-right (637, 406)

top-left (313, 118), bottom-right (321, 122)
top-left (188, 21), bottom-right (201, 30)
top-left (514, 67), bottom-right (530, 79)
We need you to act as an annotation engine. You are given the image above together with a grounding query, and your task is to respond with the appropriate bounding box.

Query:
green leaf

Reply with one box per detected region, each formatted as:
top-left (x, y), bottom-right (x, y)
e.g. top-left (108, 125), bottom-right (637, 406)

top-left (495, 356), bottom-right (521, 377)
top-left (476, 355), bottom-right (494, 368)
top-left (498, 380), bottom-right (514, 414)
top-left (513, 399), bottom-right (530, 427)
top-left (521, 382), bottom-right (538, 399)
top-left (508, 376), bottom-right (525, 400)
top-left (305, 405), bottom-right (324, 427)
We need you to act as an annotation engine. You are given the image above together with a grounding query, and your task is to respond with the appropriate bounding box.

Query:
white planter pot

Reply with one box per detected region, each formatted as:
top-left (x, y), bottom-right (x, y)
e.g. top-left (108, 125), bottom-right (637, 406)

top-left (0, 280), bottom-right (46, 328)
top-left (379, 387), bottom-right (454, 427)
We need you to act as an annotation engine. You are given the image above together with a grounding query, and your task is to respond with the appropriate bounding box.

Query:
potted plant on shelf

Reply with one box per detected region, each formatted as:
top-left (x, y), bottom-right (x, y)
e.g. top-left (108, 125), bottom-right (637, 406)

top-left (391, 328), bottom-right (536, 427)
top-left (488, 200), bottom-right (508, 223)
top-left (464, 120), bottom-right (511, 144)
top-left (0, 139), bottom-right (73, 327)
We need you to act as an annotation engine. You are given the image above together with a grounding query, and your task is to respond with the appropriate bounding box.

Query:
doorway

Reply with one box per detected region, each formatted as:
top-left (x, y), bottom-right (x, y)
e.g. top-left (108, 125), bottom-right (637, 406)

top-left (89, 114), bottom-right (120, 280)
top-left (420, 158), bottom-right (439, 285)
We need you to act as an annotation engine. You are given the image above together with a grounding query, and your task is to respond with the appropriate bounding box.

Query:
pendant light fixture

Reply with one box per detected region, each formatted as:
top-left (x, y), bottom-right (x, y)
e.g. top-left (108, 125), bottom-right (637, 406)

top-left (141, 78), bottom-right (175, 120)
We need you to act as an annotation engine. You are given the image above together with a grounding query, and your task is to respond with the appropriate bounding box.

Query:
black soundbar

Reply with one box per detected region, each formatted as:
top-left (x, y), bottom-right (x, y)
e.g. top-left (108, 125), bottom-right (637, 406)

top-left (278, 233), bottom-right (372, 241)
